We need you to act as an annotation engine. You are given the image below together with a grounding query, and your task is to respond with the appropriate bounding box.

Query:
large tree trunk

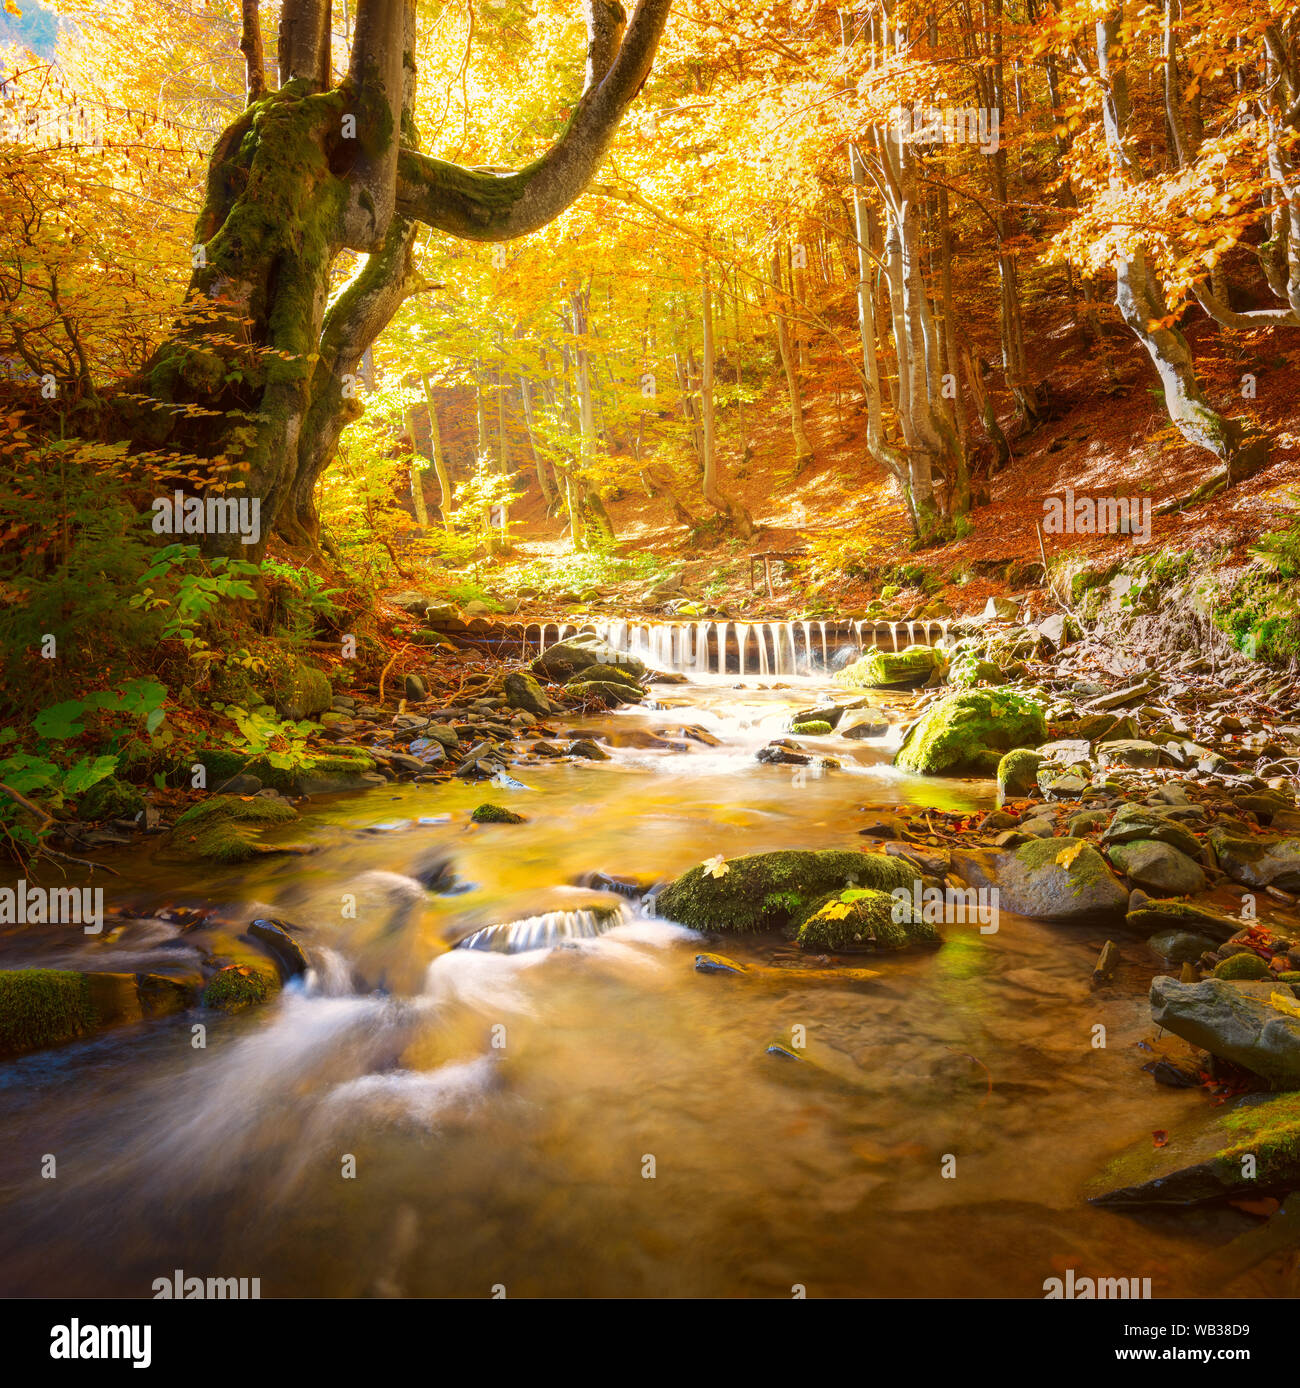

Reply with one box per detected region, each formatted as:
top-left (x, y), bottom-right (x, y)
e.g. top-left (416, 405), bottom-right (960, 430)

top-left (112, 0), bottom-right (673, 559)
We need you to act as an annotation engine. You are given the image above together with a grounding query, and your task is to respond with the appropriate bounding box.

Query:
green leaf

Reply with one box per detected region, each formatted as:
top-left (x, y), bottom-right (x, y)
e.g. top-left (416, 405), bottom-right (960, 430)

top-left (62, 755), bottom-right (121, 795)
top-left (32, 701), bottom-right (89, 740)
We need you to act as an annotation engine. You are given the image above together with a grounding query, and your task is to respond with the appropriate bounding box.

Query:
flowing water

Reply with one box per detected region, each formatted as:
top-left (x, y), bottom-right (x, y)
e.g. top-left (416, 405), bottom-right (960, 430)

top-left (0, 675), bottom-right (1256, 1297)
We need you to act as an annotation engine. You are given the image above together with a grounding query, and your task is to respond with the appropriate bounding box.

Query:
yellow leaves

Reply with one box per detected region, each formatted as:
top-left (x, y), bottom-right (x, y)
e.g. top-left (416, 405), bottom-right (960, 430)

top-left (4, 1), bottom-right (20, 14)
top-left (821, 902), bottom-right (853, 921)
top-left (1056, 841), bottom-right (1085, 870)
top-left (1268, 991), bottom-right (1300, 1020)
top-left (702, 854), bottom-right (729, 879)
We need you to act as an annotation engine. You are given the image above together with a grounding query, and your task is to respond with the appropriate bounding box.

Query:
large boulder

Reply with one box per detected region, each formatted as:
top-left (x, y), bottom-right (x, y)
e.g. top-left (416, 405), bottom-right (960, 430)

top-left (835, 645), bottom-right (940, 690)
top-left (1150, 975), bottom-right (1300, 1087)
top-left (1208, 827), bottom-right (1300, 891)
top-left (795, 887), bottom-right (941, 953)
top-left (894, 689), bottom-right (1047, 776)
top-left (1107, 840), bottom-right (1207, 896)
top-left (1126, 898), bottom-right (1244, 943)
top-left (1102, 803), bottom-right (1203, 860)
top-left (951, 837), bottom-right (1128, 923)
top-left (273, 661), bottom-right (332, 720)
top-left (654, 849), bottom-right (916, 934)
top-left (533, 634), bottom-right (645, 684)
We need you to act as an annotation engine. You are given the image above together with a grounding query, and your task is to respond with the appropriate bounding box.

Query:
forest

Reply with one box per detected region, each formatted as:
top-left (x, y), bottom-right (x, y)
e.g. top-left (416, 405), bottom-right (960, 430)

top-left (2, 0), bottom-right (1300, 1329)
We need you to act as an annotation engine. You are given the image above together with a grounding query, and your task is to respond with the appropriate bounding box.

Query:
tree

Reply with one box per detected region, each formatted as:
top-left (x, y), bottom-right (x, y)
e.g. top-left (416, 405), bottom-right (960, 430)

top-left (113, 0), bottom-right (673, 557)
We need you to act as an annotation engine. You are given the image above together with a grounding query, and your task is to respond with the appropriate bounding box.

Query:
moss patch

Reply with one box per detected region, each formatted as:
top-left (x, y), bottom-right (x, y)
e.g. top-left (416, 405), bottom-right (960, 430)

top-left (76, 776), bottom-right (144, 821)
top-left (471, 802), bottom-right (526, 824)
top-left (1214, 952), bottom-right (1271, 980)
top-left (0, 969), bottom-right (98, 1055)
top-left (835, 645), bottom-right (940, 690)
top-left (895, 689), bottom-right (1047, 775)
top-left (201, 964), bottom-right (278, 1013)
top-left (167, 794), bottom-right (298, 863)
top-left (790, 720), bottom-right (833, 736)
top-left (795, 886), bottom-right (941, 952)
top-left (655, 849), bottom-right (916, 934)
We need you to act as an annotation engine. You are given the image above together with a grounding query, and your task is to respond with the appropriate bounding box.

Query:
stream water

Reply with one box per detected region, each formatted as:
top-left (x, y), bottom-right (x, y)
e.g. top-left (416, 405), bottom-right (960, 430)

top-left (0, 676), bottom-right (1257, 1297)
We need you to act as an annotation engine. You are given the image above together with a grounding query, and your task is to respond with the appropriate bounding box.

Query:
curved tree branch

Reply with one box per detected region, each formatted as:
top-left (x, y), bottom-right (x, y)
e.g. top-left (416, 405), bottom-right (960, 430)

top-left (394, 0), bottom-right (671, 241)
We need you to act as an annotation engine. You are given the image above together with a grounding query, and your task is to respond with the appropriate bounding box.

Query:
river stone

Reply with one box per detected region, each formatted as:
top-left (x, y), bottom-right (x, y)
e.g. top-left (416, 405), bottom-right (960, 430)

top-left (794, 704), bottom-right (845, 729)
top-left (403, 674), bottom-right (427, 702)
top-left (1107, 840), bottom-right (1207, 896)
top-left (1126, 898), bottom-right (1245, 942)
top-left (1102, 803), bottom-right (1203, 859)
top-left (1208, 827), bottom-right (1300, 891)
top-left (532, 634), bottom-right (645, 683)
top-left (894, 688), bottom-right (1047, 776)
top-left (1086, 1090), bottom-right (1300, 1207)
top-left (566, 679), bottom-right (646, 706)
top-left (997, 748), bottom-right (1043, 797)
top-left (1097, 738), bottom-right (1162, 769)
top-left (655, 849), bottom-right (916, 934)
top-left (1150, 976), bottom-right (1300, 1086)
top-left (695, 953), bottom-right (747, 975)
top-left (566, 738), bottom-right (610, 761)
top-left (248, 919), bottom-right (309, 980)
top-left (835, 645), bottom-right (940, 690)
top-left (951, 837), bottom-right (1128, 923)
top-left (1036, 739), bottom-right (1092, 766)
top-left (273, 661), bottom-right (332, 721)
top-left (502, 670), bottom-right (552, 715)
top-left (1147, 928), bottom-right (1219, 964)
top-left (840, 718), bottom-right (889, 740)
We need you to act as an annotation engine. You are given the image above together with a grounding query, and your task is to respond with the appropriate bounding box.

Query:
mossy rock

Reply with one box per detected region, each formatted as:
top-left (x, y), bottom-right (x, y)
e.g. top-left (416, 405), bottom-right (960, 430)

top-left (247, 749), bottom-right (376, 795)
top-left (1125, 898), bottom-right (1243, 943)
top-left (567, 662), bottom-right (642, 690)
top-left (835, 645), bottom-right (940, 690)
top-left (200, 964), bottom-right (278, 1013)
top-left (1213, 952), bottom-right (1271, 981)
top-left (1088, 1090), bottom-right (1300, 1207)
top-left (192, 749), bottom-right (251, 789)
top-left (566, 679), bottom-right (647, 705)
top-left (655, 849), bottom-right (916, 934)
top-left (895, 689), bottom-right (1047, 776)
top-left (795, 887), bottom-right (941, 953)
top-left (76, 776), bottom-right (144, 821)
top-left (272, 660), bottom-right (332, 721)
top-left (948, 653), bottom-right (1006, 688)
top-left (471, 803), bottom-right (526, 824)
top-left (166, 794), bottom-right (298, 863)
top-left (0, 969), bottom-right (98, 1056)
top-left (997, 748), bottom-right (1045, 798)
top-left (790, 720), bottom-right (833, 736)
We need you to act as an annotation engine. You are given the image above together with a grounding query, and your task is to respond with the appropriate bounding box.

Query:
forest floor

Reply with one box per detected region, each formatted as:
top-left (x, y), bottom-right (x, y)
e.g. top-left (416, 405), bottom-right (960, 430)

top-left (463, 301), bottom-right (1300, 624)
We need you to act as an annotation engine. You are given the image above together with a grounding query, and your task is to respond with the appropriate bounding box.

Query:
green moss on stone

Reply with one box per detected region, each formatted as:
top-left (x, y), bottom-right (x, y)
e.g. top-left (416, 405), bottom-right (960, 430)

top-left (795, 886), bottom-right (941, 952)
top-left (790, 720), bottom-right (833, 736)
top-left (0, 969), bottom-right (98, 1055)
top-left (471, 802), bottom-right (526, 824)
top-left (997, 748), bottom-right (1045, 798)
top-left (1213, 952), bottom-right (1271, 980)
top-left (895, 689), bottom-right (1047, 776)
top-left (169, 794), bottom-right (298, 862)
top-left (201, 964), bottom-right (278, 1013)
top-left (655, 849), bottom-right (916, 934)
top-left (835, 645), bottom-right (940, 690)
top-left (77, 776), bottom-right (144, 821)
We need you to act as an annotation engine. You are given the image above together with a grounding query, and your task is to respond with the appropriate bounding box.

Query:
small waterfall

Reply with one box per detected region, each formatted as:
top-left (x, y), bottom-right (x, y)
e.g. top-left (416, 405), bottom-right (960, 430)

top-left (757, 624), bottom-right (770, 676)
top-left (735, 622), bottom-right (749, 676)
top-left (456, 907), bottom-right (625, 954)
top-left (694, 620), bottom-right (712, 675)
top-left (891, 623), bottom-right (900, 653)
top-left (716, 621), bottom-right (730, 675)
top-left (799, 620), bottom-right (812, 673)
top-left (818, 621), bottom-right (828, 668)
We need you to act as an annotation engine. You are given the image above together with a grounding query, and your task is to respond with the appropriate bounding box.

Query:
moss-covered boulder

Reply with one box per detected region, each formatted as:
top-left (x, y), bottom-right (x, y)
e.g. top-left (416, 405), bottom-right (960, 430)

top-left (566, 678), bottom-right (647, 706)
top-left (790, 720), bottom-right (833, 736)
top-left (471, 802), bottom-right (526, 824)
top-left (248, 748), bottom-right (378, 795)
top-left (534, 634), bottom-right (645, 683)
top-left (1087, 1090), bottom-right (1300, 1207)
top-left (997, 748), bottom-right (1044, 798)
top-left (795, 887), bottom-right (941, 953)
top-left (952, 836), bottom-right (1128, 922)
top-left (272, 660), bottom-right (332, 721)
top-left (164, 795), bottom-right (299, 863)
top-left (201, 963), bottom-right (278, 1013)
top-left (835, 645), bottom-right (940, 690)
top-left (502, 670), bottom-right (552, 714)
top-left (948, 652), bottom-right (1006, 688)
top-left (0, 969), bottom-right (97, 1056)
top-left (1126, 898), bottom-right (1243, 943)
top-left (655, 849), bottom-right (916, 934)
top-left (76, 776), bottom-right (144, 821)
top-left (895, 689), bottom-right (1047, 776)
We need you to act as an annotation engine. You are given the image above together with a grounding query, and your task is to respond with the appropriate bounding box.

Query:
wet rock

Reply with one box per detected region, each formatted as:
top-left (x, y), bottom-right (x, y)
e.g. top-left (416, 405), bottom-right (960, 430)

top-left (1107, 840), bottom-right (1207, 896)
top-left (655, 849), bottom-right (915, 934)
top-left (403, 674), bottom-right (427, 702)
top-left (1067, 809), bottom-right (1110, 836)
top-left (566, 678), bottom-right (646, 706)
top-left (566, 738), bottom-right (610, 761)
top-left (794, 704), bottom-right (845, 729)
top-left (840, 718), bottom-right (889, 740)
top-left (757, 743), bottom-right (810, 766)
top-left (951, 837), bottom-right (1128, 923)
top-left (796, 886), bottom-right (940, 953)
top-left (471, 803), bottom-right (526, 824)
top-left (1148, 928), bottom-right (1219, 964)
top-left (1150, 975), bottom-right (1300, 1087)
top-left (161, 795), bottom-right (299, 863)
top-left (1087, 1091), bottom-right (1300, 1207)
top-left (695, 952), bottom-right (747, 975)
top-left (248, 919), bottom-right (309, 980)
top-left (1127, 898), bottom-right (1244, 943)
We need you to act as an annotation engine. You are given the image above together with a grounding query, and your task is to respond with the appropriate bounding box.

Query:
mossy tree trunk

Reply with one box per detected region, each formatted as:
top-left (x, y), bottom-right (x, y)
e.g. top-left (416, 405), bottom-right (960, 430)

top-left (114, 0), bottom-right (672, 559)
